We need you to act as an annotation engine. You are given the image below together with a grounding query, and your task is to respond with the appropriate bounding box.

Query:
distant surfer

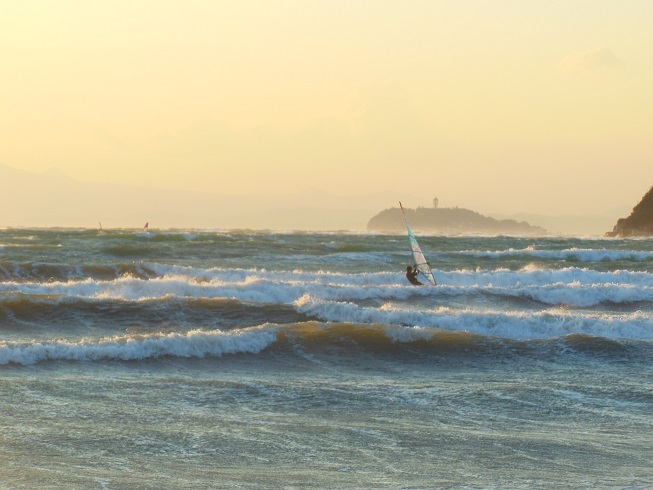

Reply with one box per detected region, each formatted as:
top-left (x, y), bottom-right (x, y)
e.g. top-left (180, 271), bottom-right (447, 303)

top-left (406, 265), bottom-right (423, 286)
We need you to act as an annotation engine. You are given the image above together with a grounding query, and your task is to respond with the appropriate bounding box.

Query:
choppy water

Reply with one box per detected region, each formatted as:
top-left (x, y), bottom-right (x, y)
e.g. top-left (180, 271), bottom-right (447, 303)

top-left (1, 228), bottom-right (651, 488)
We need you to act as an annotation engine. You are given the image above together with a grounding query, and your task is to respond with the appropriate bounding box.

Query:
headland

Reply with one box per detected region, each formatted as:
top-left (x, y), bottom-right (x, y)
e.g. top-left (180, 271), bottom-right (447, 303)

top-left (367, 201), bottom-right (547, 234)
top-left (606, 186), bottom-right (653, 237)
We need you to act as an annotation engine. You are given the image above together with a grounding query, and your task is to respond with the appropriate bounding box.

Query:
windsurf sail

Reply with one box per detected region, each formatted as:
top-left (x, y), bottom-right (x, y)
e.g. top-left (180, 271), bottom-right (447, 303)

top-left (399, 201), bottom-right (437, 286)
top-left (143, 222), bottom-right (149, 231)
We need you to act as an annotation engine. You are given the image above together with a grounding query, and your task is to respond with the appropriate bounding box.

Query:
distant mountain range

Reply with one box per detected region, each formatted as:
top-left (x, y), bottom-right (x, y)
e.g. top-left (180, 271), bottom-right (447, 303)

top-left (0, 163), bottom-right (391, 230)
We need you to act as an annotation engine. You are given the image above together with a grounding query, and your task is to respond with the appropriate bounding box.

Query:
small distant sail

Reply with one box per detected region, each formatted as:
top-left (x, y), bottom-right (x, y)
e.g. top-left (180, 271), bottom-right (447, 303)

top-left (143, 222), bottom-right (149, 231)
top-left (98, 221), bottom-right (103, 231)
top-left (399, 202), bottom-right (437, 286)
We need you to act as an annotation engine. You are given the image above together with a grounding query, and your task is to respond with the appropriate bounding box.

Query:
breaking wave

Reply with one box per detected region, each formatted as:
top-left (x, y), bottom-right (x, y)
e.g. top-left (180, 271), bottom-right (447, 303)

top-left (1, 322), bottom-right (648, 366)
top-left (2, 265), bottom-right (653, 308)
top-left (0, 326), bottom-right (277, 365)
top-left (294, 295), bottom-right (653, 340)
top-left (457, 247), bottom-right (653, 262)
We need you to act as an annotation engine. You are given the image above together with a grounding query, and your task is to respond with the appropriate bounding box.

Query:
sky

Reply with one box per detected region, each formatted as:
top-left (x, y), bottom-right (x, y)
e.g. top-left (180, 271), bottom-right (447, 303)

top-left (1, 1), bottom-right (652, 228)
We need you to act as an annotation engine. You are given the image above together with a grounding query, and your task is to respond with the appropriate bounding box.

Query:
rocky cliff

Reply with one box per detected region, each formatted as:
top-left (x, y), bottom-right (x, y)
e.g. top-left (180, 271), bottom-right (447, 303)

top-left (606, 186), bottom-right (653, 237)
top-left (367, 206), bottom-right (547, 234)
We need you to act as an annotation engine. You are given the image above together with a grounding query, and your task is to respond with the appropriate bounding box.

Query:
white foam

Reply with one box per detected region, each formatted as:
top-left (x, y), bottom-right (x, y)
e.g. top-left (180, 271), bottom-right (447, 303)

top-left (293, 295), bottom-right (653, 340)
top-left (458, 247), bottom-right (653, 262)
top-left (2, 265), bottom-right (653, 308)
top-left (0, 326), bottom-right (278, 365)
top-left (384, 325), bottom-right (436, 343)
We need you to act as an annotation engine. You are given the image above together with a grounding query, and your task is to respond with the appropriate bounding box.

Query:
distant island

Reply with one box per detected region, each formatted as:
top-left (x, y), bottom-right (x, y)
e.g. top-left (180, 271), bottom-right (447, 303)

top-left (367, 199), bottom-right (547, 234)
top-left (606, 186), bottom-right (653, 237)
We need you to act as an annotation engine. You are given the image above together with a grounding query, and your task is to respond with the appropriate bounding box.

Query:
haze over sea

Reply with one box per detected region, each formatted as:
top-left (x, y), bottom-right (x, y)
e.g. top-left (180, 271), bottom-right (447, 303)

top-left (1, 227), bottom-right (651, 488)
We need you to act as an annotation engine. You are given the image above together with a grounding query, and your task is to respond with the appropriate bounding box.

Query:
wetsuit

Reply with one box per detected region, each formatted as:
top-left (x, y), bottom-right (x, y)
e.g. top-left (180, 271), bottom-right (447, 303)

top-left (406, 266), bottom-right (423, 286)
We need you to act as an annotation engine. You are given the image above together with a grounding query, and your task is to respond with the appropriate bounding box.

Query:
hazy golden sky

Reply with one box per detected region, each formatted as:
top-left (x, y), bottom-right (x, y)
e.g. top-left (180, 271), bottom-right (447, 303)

top-left (2, 1), bottom-right (652, 220)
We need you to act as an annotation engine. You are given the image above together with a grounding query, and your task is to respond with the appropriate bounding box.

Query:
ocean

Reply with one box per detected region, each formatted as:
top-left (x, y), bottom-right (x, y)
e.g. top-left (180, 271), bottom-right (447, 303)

top-left (0, 228), bottom-right (651, 488)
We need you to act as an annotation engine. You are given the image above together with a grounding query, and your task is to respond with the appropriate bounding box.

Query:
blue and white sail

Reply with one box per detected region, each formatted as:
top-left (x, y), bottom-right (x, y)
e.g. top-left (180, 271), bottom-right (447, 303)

top-left (399, 202), bottom-right (437, 286)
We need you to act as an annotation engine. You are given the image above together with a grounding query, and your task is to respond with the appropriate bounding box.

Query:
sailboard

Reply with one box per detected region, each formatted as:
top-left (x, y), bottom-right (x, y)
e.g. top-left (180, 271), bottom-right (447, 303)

top-left (399, 201), bottom-right (437, 286)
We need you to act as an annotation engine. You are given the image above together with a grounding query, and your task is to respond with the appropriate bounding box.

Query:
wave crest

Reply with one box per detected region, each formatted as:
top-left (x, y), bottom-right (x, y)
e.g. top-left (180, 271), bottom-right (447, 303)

top-left (0, 326), bottom-right (277, 365)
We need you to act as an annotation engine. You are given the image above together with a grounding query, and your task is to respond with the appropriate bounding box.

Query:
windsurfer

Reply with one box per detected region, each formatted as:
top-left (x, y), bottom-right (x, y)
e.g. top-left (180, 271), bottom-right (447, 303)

top-left (406, 265), bottom-right (423, 286)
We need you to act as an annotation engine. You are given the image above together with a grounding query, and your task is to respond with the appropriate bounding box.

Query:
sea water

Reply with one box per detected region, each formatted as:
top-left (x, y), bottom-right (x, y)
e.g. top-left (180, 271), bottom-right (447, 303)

top-left (0, 228), bottom-right (651, 488)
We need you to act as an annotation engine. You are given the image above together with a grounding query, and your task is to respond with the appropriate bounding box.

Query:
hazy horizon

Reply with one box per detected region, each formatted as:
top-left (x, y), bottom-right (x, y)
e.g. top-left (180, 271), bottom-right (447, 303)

top-left (1, 2), bottom-right (652, 230)
top-left (0, 162), bottom-right (633, 234)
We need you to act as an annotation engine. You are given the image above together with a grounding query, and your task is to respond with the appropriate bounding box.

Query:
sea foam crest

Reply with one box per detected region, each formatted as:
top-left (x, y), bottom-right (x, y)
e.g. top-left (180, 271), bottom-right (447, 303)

top-left (463, 282), bottom-right (653, 307)
top-left (458, 247), bottom-right (653, 261)
top-left (145, 263), bottom-right (653, 291)
top-left (0, 270), bottom-right (406, 304)
top-left (0, 327), bottom-right (278, 365)
top-left (293, 295), bottom-right (653, 340)
top-left (439, 266), bottom-right (653, 288)
top-left (3, 265), bottom-right (653, 308)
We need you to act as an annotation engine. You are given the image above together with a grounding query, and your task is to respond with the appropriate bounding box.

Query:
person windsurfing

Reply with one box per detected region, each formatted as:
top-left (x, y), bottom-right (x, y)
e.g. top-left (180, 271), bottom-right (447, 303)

top-left (399, 201), bottom-right (438, 286)
top-left (406, 265), bottom-right (423, 286)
